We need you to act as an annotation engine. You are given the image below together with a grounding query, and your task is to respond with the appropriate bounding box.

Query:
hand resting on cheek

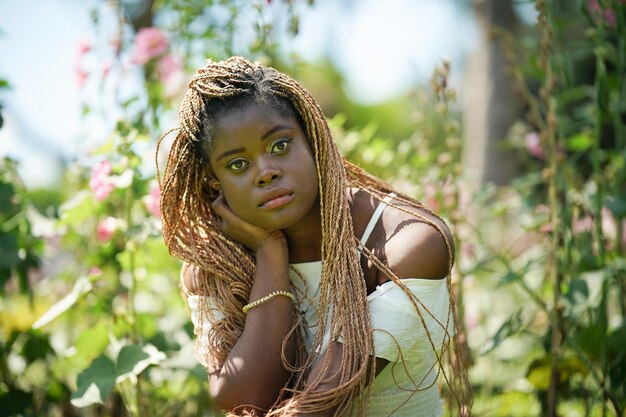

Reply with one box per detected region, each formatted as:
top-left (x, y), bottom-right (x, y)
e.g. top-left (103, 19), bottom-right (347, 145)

top-left (211, 193), bottom-right (286, 253)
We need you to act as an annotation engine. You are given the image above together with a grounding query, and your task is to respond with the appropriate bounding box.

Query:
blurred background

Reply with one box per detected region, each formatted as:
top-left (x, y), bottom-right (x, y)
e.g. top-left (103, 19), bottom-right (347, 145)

top-left (0, 0), bottom-right (624, 416)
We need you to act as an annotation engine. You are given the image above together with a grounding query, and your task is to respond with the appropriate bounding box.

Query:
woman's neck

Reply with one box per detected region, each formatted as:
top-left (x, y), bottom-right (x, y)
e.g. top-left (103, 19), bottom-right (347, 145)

top-left (283, 199), bottom-right (323, 263)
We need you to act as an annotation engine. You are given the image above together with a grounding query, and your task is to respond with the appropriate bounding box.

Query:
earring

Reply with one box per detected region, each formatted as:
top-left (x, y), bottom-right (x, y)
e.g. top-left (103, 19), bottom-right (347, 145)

top-left (211, 180), bottom-right (221, 190)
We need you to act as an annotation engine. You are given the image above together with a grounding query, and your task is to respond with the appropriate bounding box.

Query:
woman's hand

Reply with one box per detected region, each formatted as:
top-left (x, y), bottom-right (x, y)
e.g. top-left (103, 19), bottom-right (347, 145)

top-left (212, 193), bottom-right (286, 252)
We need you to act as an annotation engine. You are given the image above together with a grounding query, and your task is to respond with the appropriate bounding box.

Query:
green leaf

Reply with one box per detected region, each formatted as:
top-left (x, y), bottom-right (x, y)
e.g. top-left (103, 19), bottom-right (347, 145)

top-left (0, 232), bottom-right (19, 268)
top-left (115, 344), bottom-right (166, 383)
top-left (526, 354), bottom-right (588, 390)
top-left (74, 323), bottom-right (110, 364)
top-left (526, 355), bottom-right (551, 390)
top-left (576, 309), bottom-right (608, 362)
top-left (496, 269), bottom-right (522, 288)
top-left (0, 388), bottom-right (33, 417)
top-left (480, 310), bottom-right (524, 355)
top-left (71, 354), bottom-right (116, 407)
top-left (604, 196), bottom-right (626, 218)
top-left (607, 325), bottom-right (626, 389)
top-left (90, 139), bottom-right (115, 156)
top-left (563, 278), bottom-right (589, 319)
top-left (45, 379), bottom-right (69, 402)
top-left (0, 181), bottom-right (16, 213)
top-left (59, 191), bottom-right (98, 226)
top-left (565, 132), bottom-right (593, 151)
top-left (20, 330), bottom-right (53, 363)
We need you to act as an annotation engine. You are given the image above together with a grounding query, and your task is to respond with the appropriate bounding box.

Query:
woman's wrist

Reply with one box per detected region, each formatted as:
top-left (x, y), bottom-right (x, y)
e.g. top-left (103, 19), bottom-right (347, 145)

top-left (254, 231), bottom-right (288, 257)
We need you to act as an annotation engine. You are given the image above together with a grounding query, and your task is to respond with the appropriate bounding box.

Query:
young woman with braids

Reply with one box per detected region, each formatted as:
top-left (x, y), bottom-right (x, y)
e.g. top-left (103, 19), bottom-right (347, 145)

top-left (157, 56), bottom-right (471, 417)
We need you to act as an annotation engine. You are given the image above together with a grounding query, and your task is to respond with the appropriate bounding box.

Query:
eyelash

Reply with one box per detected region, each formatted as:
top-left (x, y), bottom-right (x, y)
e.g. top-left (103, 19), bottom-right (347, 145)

top-left (270, 138), bottom-right (291, 154)
top-left (226, 158), bottom-right (249, 171)
top-left (225, 138), bottom-right (292, 172)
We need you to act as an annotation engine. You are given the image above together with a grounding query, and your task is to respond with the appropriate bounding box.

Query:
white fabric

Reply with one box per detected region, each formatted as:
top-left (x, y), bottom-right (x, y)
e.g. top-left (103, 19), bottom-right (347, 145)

top-left (359, 193), bottom-right (397, 246)
top-left (187, 294), bottom-right (223, 366)
top-left (289, 262), bottom-right (451, 417)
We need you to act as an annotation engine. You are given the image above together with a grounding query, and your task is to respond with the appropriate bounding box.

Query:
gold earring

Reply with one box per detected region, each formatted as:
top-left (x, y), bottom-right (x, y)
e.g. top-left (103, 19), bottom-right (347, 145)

top-left (211, 180), bottom-right (221, 190)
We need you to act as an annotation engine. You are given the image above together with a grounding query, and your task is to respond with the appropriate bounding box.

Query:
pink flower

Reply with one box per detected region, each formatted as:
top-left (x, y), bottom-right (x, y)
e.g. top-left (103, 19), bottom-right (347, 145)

top-left (423, 184), bottom-right (440, 211)
top-left (77, 36), bottom-right (91, 55)
top-left (524, 132), bottom-right (544, 159)
top-left (110, 37), bottom-right (122, 54)
top-left (101, 59), bottom-right (113, 77)
top-left (131, 27), bottom-right (168, 65)
top-left (75, 66), bottom-right (89, 89)
top-left (165, 71), bottom-right (186, 99)
top-left (157, 54), bottom-right (187, 99)
top-left (157, 54), bottom-right (186, 99)
top-left (464, 305), bottom-right (480, 330)
top-left (461, 242), bottom-right (476, 259)
top-left (97, 217), bottom-right (118, 242)
top-left (157, 54), bottom-right (182, 81)
top-left (88, 267), bottom-right (103, 276)
top-left (604, 8), bottom-right (617, 28)
top-left (144, 181), bottom-right (161, 218)
top-left (587, 0), bottom-right (618, 28)
top-left (74, 37), bottom-right (91, 89)
top-left (89, 160), bottom-right (115, 201)
top-left (588, 0), bottom-right (602, 15)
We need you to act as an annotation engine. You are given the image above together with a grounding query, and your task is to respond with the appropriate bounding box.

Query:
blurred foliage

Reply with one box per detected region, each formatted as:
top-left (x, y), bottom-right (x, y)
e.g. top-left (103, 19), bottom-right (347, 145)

top-left (0, 0), bottom-right (625, 416)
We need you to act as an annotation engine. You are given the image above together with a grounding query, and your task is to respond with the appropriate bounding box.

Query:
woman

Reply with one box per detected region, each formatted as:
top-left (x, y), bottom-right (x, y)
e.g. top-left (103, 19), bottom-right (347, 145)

top-left (157, 56), bottom-right (470, 416)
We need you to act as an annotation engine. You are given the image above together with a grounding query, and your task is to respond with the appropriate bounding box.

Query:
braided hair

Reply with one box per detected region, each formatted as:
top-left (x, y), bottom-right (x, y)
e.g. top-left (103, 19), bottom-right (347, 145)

top-left (157, 56), bottom-right (471, 416)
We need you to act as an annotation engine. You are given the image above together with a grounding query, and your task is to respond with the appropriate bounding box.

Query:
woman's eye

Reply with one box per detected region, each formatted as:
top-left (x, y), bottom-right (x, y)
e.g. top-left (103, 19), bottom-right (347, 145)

top-left (226, 158), bottom-right (249, 171)
top-left (270, 138), bottom-right (291, 154)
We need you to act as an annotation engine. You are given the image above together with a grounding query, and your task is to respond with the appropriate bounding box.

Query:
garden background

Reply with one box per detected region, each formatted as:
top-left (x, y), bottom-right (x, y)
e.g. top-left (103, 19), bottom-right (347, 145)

top-left (0, 0), bottom-right (624, 416)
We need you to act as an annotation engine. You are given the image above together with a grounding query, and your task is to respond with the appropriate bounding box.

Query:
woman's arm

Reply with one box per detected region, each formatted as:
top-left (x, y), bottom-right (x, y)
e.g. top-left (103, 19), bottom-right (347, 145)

top-left (202, 196), bottom-right (296, 414)
top-left (294, 343), bottom-right (389, 417)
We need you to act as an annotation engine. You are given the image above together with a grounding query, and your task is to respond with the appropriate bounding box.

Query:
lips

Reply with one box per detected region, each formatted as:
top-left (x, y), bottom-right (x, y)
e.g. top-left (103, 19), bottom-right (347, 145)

top-left (259, 187), bottom-right (295, 210)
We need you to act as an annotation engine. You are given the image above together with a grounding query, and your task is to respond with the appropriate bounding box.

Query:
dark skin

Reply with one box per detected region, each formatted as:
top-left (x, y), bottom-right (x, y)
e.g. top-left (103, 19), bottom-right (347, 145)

top-left (183, 102), bottom-right (453, 416)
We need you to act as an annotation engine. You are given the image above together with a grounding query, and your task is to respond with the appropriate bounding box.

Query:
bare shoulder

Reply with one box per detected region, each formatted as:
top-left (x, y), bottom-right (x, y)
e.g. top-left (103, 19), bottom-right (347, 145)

top-left (379, 199), bottom-right (455, 281)
top-left (347, 188), bottom-right (454, 281)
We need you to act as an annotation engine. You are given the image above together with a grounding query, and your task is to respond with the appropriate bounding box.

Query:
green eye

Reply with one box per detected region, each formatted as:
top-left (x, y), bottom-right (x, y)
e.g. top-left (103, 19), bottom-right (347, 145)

top-left (226, 158), bottom-right (249, 171)
top-left (271, 138), bottom-right (291, 154)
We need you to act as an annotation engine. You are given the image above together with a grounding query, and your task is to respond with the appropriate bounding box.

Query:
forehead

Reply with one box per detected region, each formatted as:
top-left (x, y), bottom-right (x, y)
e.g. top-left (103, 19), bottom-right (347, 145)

top-left (212, 101), bottom-right (300, 147)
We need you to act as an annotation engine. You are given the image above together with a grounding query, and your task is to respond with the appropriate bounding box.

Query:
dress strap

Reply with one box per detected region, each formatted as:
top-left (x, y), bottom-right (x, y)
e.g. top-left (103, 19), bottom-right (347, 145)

top-left (359, 193), bottom-right (397, 246)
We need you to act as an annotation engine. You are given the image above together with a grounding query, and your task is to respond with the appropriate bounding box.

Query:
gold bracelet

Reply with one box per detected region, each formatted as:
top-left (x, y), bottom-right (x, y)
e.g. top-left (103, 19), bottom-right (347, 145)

top-left (242, 290), bottom-right (297, 314)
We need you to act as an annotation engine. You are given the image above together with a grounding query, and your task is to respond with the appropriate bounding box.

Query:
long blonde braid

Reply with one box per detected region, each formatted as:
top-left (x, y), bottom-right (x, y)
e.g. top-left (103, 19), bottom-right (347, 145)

top-left (157, 56), bottom-right (471, 416)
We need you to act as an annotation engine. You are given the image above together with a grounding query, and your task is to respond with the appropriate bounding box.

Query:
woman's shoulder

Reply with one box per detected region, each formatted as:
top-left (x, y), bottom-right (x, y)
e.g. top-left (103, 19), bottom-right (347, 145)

top-left (348, 188), bottom-right (454, 281)
top-left (382, 197), bottom-right (454, 280)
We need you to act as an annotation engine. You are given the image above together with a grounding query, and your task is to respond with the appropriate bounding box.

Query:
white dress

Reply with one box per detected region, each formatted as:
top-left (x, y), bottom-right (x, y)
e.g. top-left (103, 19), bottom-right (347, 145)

top-left (187, 194), bottom-right (453, 417)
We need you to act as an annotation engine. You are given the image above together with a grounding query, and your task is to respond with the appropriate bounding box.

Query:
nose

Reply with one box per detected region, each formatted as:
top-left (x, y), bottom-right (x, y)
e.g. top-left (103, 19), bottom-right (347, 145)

top-left (255, 157), bottom-right (281, 187)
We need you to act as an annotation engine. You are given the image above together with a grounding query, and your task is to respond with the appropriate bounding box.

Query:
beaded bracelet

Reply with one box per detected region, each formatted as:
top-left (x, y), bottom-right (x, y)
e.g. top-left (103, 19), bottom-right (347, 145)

top-left (242, 290), bottom-right (297, 314)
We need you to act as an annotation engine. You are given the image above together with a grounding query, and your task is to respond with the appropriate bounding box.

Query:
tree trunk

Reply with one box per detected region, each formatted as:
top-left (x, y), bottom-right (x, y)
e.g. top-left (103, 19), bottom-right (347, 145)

top-left (462, 0), bottom-right (521, 185)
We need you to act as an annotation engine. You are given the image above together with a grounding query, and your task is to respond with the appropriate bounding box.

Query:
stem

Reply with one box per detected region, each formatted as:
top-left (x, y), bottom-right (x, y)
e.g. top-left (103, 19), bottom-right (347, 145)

top-left (125, 186), bottom-right (139, 343)
top-left (125, 182), bottom-right (142, 416)
top-left (614, 7), bottom-right (626, 319)
top-left (536, 1), bottom-right (562, 416)
top-left (614, 15), bottom-right (625, 155)
top-left (593, 53), bottom-right (607, 266)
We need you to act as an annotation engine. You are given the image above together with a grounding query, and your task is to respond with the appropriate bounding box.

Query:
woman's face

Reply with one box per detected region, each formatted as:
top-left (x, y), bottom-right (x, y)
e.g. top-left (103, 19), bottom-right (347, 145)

top-left (208, 101), bottom-right (319, 231)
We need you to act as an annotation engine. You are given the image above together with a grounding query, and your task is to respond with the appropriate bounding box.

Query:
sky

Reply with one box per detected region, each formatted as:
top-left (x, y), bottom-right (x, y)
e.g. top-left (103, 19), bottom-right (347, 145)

top-left (0, 0), bottom-right (486, 188)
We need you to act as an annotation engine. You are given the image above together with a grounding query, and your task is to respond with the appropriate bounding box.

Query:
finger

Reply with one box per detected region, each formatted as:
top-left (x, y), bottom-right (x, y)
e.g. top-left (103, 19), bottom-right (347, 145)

top-left (211, 194), bottom-right (239, 224)
top-left (211, 194), bottom-right (227, 216)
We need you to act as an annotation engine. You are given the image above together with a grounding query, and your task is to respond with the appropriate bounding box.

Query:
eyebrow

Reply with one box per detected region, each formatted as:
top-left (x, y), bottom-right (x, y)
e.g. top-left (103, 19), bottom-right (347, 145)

top-left (261, 125), bottom-right (293, 141)
top-left (216, 125), bottom-right (294, 162)
top-left (217, 147), bottom-right (246, 162)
